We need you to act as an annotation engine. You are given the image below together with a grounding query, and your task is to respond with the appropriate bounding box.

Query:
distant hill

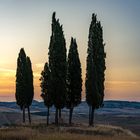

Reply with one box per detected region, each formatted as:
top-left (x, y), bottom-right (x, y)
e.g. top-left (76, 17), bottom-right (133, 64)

top-left (0, 100), bottom-right (140, 135)
top-left (0, 100), bottom-right (140, 115)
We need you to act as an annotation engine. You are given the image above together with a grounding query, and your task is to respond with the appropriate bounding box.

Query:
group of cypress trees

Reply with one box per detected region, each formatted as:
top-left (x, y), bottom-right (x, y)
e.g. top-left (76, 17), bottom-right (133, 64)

top-left (15, 48), bottom-right (34, 123)
top-left (48, 12), bottom-right (67, 124)
top-left (15, 12), bottom-right (105, 126)
top-left (86, 14), bottom-right (106, 126)
top-left (40, 12), bottom-right (82, 125)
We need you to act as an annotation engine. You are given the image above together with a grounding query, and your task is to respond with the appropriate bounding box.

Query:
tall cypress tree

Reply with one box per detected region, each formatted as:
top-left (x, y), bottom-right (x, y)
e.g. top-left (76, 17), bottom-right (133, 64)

top-left (48, 12), bottom-right (67, 124)
top-left (96, 22), bottom-right (106, 106)
top-left (85, 14), bottom-right (106, 126)
top-left (15, 48), bottom-right (34, 124)
top-left (67, 38), bottom-right (82, 125)
top-left (16, 48), bottom-right (27, 123)
top-left (40, 62), bottom-right (53, 125)
top-left (26, 56), bottom-right (34, 124)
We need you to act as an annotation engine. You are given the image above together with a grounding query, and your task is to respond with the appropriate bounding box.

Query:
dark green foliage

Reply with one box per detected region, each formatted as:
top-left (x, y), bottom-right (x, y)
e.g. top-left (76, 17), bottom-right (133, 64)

top-left (40, 63), bottom-right (53, 125)
top-left (67, 38), bottom-right (82, 124)
top-left (26, 57), bottom-right (34, 107)
top-left (16, 48), bottom-right (28, 110)
top-left (40, 62), bottom-right (53, 107)
top-left (96, 22), bottom-right (106, 106)
top-left (85, 14), bottom-right (106, 126)
top-left (48, 12), bottom-right (67, 124)
top-left (26, 57), bottom-right (34, 124)
top-left (15, 48), bottom-right (34, 123)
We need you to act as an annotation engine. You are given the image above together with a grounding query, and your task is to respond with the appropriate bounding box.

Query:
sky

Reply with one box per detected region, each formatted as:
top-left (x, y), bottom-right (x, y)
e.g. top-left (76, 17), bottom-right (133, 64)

top-left (0, 0), bottom-right (140, 102)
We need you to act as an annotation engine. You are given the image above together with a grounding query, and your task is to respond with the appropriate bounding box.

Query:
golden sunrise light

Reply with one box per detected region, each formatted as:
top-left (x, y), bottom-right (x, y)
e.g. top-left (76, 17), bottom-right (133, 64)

top-left (0, 0), bottom-right (140, 102)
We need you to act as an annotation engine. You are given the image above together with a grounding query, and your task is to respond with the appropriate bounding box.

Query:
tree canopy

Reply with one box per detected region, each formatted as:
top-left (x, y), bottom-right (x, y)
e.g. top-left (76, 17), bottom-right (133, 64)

top-left (85, 14), bottom-right (106, 125)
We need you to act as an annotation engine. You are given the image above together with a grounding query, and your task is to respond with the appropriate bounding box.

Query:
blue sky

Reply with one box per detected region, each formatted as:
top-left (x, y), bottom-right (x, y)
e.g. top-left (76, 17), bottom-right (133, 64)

top-left (0, 0), bottom-right (140, 101)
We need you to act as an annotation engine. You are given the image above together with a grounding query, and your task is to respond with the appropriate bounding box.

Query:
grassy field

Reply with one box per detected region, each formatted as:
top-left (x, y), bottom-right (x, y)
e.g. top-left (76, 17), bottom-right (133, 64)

top-left (0, 124), bottom-right (139, 140)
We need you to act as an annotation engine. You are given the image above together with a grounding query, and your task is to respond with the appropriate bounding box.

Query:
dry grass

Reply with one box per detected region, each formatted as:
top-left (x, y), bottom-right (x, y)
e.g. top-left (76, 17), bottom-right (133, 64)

top-left (0, 127), bottom-right (37, 140)
top-left (0, 124), bottom-right (139, 140)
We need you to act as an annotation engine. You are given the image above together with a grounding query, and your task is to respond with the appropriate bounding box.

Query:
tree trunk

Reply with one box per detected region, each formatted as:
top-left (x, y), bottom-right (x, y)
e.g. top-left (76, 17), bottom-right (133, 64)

top-left (55, 108), bottom-right (58, 125)
top-left (23, 105), bottom-right (25, 123)
top-left (69, 107), bottom-right (73, 125)
top-left (27, 106), bottom-right (31, 124)
top-left (90, 106), bottom-right (95, 126)
top-left (89, 106), bottom-right (91, 126)
top-left (59, 109), bottom-right (61, 119)
top-left (47, 107), bottom-right (50, 125)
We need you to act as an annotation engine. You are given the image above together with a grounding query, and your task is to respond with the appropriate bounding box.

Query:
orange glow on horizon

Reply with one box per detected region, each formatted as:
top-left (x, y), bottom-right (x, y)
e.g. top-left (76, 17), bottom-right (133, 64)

top-left (0, 64), bottom-right (140, 102)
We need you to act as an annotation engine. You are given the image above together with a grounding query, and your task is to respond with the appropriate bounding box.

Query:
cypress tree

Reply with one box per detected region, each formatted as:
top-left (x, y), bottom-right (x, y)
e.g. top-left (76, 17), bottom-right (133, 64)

top-left (85, 14), bottom-right (106, 126)
top-left (26, 56), bottom-right (34, 124)
top-left (15, 48), bottom-right (34, 124)
top-left (16, 48), bottom-right (27, 123)
top-left (67, 38), bottom-right (82, 125)
top-left (96, 22), bottom-right (106, 106)
top-left (48, 12), bottom-right (67, 124)
top-left (40, 62), bottom-right (53, 125)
